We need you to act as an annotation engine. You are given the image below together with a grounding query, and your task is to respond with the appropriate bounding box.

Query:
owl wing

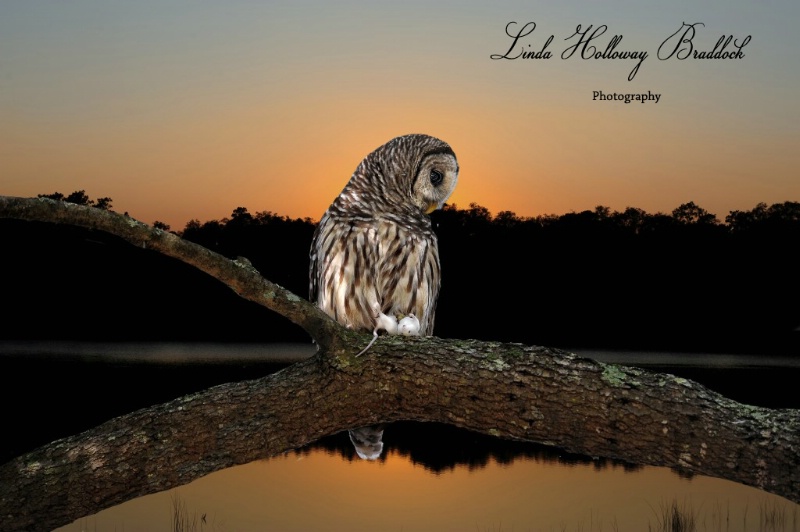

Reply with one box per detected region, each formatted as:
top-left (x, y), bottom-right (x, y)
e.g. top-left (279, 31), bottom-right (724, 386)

top-left (374, 218), bottom-right (440, 336)
top-left (310, 214), bottom-right (382, 332)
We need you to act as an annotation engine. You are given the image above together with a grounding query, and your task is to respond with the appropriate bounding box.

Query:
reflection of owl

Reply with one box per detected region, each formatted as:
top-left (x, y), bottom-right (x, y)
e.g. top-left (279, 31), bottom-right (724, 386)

top-left (309, 134), bottom-right (459, 339)
top-left (348, 425), bottom-right (386, 460)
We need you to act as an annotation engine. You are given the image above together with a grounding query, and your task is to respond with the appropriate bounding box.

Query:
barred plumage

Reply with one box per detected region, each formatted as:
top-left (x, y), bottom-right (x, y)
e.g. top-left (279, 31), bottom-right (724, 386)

top-left (309, 134), bottom-right (459, 340)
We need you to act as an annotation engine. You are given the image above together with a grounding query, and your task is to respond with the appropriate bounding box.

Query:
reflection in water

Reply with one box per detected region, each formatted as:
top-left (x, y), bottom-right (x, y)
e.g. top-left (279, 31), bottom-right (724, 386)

top-left (322, 422), bottom-right (642, 474)
top-left (348, 425), bottom-right (387, 460)
top-left (55, 422), bottom-right (799, 532)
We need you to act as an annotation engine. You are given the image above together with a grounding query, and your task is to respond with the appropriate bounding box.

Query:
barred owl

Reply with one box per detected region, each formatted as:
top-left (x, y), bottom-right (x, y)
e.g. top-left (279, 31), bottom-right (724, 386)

top-left (309, 134), bottom-right (459, 347)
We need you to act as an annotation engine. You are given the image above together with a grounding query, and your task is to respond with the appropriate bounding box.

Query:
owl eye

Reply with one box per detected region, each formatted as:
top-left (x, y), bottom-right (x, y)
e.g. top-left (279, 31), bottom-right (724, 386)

top-left (430, 169), bottom-right (444, 186)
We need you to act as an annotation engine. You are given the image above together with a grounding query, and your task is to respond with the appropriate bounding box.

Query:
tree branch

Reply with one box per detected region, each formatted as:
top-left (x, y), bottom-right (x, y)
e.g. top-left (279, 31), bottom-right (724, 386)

top-left (0, 195), bottom-right (797, 531)
top-left (0, 196), bottom-right (347, 352)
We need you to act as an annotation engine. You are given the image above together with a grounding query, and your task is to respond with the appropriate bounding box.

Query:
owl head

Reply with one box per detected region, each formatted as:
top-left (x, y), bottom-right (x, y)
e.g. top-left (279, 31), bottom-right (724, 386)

top-left (337, 134), bottom-right (459, 217)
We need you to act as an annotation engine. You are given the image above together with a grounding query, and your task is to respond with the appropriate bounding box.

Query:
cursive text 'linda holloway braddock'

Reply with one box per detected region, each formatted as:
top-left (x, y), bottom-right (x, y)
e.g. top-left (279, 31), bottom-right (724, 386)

top-left (490, 21), bottom-right (753, 82)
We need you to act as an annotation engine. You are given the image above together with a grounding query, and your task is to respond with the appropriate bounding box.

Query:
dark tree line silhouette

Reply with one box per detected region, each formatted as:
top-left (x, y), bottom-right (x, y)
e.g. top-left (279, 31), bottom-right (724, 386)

top-left (38, 190), bottom-right (114, 212)
top-left (3, 191), bottom-right (799, 353)
top-left (180, 206), bottom-right (316, 300)
top-left (173, 199), bottom-right (800, 354)
top-left (38, 190), bottom-right (171, 230)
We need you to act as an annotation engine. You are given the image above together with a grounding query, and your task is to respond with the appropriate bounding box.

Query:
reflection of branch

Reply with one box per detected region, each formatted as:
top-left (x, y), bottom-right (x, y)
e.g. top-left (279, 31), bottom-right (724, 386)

top-left (0, 195), bottom-right (798, 531)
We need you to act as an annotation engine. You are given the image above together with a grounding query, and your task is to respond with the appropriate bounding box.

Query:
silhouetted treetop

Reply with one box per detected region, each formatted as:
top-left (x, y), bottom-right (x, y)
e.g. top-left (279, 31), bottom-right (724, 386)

top-left (37, 190), bottom-right (112, 211)
top-left (93, 197), bottom-right (113, 211)
top-left (671, 201), bottom-right (719, 225)
top-left (726, 201), bottom-right (800, 234)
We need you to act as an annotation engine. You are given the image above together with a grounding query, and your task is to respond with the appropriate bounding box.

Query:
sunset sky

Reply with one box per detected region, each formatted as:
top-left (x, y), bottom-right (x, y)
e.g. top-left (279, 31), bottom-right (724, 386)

top-left (2, 1), bottom-right (798, 230)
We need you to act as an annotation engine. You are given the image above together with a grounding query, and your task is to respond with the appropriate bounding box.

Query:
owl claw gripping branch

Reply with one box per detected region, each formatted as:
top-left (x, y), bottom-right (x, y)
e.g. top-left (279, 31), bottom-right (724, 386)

top-left (309, 134), bottom-right (459, 356)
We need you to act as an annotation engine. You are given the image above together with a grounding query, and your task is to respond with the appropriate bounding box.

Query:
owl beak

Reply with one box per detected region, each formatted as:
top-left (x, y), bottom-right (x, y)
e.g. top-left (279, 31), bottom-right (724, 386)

top-left (425, 202), bottom-right (440, 214)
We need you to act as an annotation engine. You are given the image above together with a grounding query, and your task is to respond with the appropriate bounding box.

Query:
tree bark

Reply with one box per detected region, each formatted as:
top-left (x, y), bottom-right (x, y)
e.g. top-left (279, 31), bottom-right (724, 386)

top-left (1, 195), bottom-right (798, 531)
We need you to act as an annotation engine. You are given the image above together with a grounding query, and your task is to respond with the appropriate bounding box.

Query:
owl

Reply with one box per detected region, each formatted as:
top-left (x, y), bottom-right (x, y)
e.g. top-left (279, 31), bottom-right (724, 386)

top-left (309, 134), bottom-right (459, 349)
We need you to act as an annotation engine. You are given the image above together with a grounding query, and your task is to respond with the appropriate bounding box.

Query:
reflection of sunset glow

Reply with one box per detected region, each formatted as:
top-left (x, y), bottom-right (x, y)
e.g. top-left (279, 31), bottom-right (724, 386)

top-left (56, 443), bottom-right (797, 532)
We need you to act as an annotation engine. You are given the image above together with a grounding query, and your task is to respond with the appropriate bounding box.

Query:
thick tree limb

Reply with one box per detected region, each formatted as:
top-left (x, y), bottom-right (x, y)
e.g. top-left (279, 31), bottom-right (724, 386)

top-left (0, 195), bottom-right (798, 531)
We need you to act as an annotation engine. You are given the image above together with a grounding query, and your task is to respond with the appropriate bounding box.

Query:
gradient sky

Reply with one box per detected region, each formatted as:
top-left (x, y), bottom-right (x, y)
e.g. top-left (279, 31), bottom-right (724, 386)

top-left (2, 1), bottom-right (798, 230)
